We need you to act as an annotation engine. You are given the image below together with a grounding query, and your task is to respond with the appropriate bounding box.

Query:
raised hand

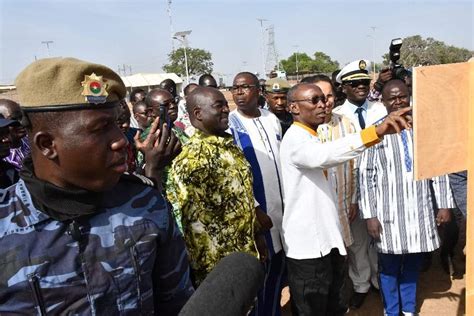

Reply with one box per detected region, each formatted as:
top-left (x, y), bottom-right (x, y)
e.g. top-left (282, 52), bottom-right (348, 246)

top-left (375, 107), bottom-right (413, 136)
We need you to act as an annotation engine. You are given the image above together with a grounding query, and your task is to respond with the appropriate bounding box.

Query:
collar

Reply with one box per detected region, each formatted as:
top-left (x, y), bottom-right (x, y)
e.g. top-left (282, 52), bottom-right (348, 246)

top-left (13, 179), bottom-right (51, 227)
top-left (192, 129), bottom-right (234, 146)
top-left (19, 157), bottom-right (103, 222)
top-left (344, 99), bottom-right (368, 114)
top-left (293, 121), bottom-right (318, 136)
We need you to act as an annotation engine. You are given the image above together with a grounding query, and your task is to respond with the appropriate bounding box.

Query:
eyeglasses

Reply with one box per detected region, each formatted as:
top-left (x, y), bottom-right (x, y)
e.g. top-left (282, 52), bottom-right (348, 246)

top-left (292, 95), bottom-right (327, 105)
top-left (231, 84), bottom-right (258, 93)
top-left (344, 79), bottom-right (371, 87)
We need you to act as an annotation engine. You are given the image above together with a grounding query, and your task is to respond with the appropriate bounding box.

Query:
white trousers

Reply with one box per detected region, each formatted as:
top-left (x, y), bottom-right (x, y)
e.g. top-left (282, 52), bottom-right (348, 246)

top-left (347, 215), bottom-right (378, 293)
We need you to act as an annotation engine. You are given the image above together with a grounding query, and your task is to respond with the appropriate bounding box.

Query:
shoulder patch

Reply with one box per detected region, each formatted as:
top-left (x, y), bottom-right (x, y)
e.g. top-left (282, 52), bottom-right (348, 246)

top-left (120, 172), bottom-right (156, 188)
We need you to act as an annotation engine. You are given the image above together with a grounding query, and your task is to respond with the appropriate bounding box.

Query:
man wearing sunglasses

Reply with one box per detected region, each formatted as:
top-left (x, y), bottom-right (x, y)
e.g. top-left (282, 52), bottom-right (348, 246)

top-left (333, 59), bottom-right (387, 309)
top-left (280, 81), bottom-right (411, 315)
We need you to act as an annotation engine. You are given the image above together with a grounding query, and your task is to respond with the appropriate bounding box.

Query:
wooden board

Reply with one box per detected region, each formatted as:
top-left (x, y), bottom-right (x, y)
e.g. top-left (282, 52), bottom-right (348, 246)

top-left (467, 61), bottom-right (474, 315)
top-left (413, 62), bottom-right (470, 180)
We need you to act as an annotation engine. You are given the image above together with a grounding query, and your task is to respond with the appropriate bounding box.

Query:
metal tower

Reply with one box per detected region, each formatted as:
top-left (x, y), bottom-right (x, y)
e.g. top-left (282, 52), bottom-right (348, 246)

top-left (265, 25), bottom-right (282, 75)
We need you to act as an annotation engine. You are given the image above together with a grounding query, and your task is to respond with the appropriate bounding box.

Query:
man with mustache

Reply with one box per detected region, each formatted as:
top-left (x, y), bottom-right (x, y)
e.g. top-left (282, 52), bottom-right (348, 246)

top-left (0, 99), bottom-right (30, 170)
top-left (168, 86), bottom-right (266, 286)
top-left (0, 58), bottom-right (193, 314)
top-left (280, 82), bottom-right (412, 315)
top-left (333, 59), bottom-right (387, 309)
top-left (358, 79), bottom-right (454, 316)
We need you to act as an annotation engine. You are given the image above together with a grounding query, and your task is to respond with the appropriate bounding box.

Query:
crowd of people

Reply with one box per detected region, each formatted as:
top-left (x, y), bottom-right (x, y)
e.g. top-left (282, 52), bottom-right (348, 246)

top-left (0, 56), bottom-right (468, 316)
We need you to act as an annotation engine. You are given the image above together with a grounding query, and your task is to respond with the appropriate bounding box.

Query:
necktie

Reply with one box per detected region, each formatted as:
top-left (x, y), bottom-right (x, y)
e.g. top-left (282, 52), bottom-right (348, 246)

top-left (400, 130), bottom-right (412, 172)
top-left (355, 107), bottom-right (366, 129)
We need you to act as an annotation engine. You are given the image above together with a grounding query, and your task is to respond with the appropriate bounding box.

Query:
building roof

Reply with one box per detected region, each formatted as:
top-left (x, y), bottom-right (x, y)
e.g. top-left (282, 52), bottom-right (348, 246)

top-left (120, 73), bottom-right (183, 88)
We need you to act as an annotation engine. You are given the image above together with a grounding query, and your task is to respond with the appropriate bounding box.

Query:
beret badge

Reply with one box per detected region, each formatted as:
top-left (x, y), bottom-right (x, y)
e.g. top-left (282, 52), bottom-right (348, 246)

top-left (81, 73), bottom-right (109, 104)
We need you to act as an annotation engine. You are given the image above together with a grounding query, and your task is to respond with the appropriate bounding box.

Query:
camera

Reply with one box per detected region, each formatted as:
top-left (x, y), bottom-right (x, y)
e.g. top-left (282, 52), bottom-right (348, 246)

top-left (389, 38), bottom-right (410, 80)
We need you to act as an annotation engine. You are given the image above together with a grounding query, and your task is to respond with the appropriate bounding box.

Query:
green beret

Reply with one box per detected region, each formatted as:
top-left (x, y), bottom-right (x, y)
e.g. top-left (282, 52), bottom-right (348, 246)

top-left (15, 57), bottom-right (126, 112)
top-left (265, 78), bottom-right (290, 93)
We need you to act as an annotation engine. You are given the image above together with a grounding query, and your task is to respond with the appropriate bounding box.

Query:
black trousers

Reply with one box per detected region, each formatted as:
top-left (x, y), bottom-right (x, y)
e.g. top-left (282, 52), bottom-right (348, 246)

top-left (287, 248), bottom-right (349, 316)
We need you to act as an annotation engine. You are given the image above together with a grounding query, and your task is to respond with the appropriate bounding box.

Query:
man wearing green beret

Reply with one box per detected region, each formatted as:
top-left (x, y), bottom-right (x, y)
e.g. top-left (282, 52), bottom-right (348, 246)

top-left (0, 57), bottom-right (193, 315)
top-left (264, 78), bottom-right (293, 135)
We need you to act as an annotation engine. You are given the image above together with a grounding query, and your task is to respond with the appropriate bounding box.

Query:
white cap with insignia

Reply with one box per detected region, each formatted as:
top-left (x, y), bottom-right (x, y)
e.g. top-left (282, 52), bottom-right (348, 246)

top-left (336, 59), bottom-right (372, 83)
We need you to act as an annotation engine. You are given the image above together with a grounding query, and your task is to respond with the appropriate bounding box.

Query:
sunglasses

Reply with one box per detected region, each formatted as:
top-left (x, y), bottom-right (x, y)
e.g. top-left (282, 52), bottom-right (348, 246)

top-left (292, 95), bottom-right (327, 105)
top-left (344, 79), bottom-right (371, 87)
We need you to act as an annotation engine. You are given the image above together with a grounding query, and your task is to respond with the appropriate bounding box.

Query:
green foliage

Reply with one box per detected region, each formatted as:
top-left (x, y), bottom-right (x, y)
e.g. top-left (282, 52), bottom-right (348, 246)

top-left (280, 51), bottom-right (340, 75)
top-left (382, 35), bottom-right (473, 67)
top-left (163, 47), bottom-right (213, 76)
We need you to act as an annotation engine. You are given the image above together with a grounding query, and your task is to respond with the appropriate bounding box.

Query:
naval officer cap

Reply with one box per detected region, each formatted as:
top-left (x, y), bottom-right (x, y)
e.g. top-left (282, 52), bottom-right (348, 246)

top-left (265, 78), bottom-right (291, 93)
top-left (15, 57), bottom-right (126, 112)
top-left (336, 59), bottom-right (371, 84)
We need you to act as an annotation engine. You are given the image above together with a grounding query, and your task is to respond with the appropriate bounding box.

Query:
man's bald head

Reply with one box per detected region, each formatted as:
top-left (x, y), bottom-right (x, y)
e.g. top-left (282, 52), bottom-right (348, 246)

top-left (186, 86), bottom-right (219, 116)
top-left (186, 86), bottom-right (229, 136)
top-left (145, 88), bottom-right (173, 107)
top-left (159, 79), bottom-right (177, 96)
top-left (381, 79), bottom-right (408, 97)
top-left (0, 99), bottom-right (21, 120)
top-left (198, 74), bottom-right (218, 88)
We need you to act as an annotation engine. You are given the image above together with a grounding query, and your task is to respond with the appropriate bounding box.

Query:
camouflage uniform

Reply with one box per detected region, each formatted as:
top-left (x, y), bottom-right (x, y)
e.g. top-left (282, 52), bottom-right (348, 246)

top-left (0, 176), bottom-right (194, 315)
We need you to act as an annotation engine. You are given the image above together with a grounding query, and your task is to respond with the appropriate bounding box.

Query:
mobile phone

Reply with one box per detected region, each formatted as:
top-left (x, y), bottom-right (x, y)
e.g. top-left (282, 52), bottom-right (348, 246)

top-left (159, 105), bottom-right (170, 130)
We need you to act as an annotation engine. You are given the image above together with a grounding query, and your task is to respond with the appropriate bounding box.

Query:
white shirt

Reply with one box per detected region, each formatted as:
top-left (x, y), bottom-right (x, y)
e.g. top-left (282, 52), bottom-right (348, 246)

top-left (229, 109), bottom-right (284, 254)
top-left (333, 99), bottom-right (387, 131)
top-left (280, 123), bottom-right (372, 259)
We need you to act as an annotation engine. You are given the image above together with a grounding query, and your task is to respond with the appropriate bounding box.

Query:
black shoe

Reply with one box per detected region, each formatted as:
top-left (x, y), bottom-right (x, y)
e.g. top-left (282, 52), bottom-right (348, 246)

top-left (350, 292), bottom-right (367, 309)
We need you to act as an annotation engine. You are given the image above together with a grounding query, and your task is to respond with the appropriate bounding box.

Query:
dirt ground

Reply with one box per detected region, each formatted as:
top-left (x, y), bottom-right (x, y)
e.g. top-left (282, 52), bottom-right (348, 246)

top-left (280, 249), bottom-right (466, 316)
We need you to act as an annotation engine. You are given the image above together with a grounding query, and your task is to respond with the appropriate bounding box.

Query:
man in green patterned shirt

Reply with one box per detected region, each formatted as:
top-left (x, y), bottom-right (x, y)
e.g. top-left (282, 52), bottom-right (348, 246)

top-left (168, 86), bottom-right (264, 285)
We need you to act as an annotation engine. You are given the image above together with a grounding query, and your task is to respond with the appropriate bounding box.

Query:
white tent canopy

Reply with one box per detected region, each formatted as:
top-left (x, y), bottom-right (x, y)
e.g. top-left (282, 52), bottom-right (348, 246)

top-left (120, 73), bottom-right (183, 90)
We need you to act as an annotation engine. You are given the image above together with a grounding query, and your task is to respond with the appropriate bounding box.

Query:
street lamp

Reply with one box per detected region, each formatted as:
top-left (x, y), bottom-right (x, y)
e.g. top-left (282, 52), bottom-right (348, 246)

top-left (41, 40), bottom-right (54, 57)
top-left (293, 45), bottom-right (299, 82)
top-left (173, 30), bottom-right (192, 84)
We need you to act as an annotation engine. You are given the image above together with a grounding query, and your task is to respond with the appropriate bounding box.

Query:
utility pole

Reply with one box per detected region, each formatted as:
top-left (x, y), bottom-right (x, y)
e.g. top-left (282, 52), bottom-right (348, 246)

top-left (293, 45), bottom-right (299, 81)
top-left (370, 26), bottom-right (377, 80)
top-left (257, 18), bottom-right (267, 78)
top-left (41, 41), bottom-right (54, 57)
top-left (167, 0), bottom-right (175, 51)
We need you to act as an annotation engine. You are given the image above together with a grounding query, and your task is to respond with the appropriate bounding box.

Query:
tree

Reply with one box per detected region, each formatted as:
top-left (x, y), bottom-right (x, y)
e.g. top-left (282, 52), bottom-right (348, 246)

top-left (163, 47), bottom-right (213, 77)
top-left (280, 53), bottom-right (313, 75)
top-left (382, 35), bottom-right (473, 67)
top-left (280, 51), bottom-right (339, 75)
top-left (311, 52), bottom-right (340, 73)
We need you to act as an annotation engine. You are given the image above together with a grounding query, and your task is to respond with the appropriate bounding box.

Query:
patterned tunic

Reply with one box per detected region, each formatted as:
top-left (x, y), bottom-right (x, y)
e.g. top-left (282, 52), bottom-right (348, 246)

top-left (317, 113), bottom-right (357, 247)
top-left (229, 108), bottom-right (284, 256)
top-left (168, 130), bottom-right (258, 284)
top-left (359, 129), bottom-right (455, 254)
top-left (3, 137), bottom-right (30, 171)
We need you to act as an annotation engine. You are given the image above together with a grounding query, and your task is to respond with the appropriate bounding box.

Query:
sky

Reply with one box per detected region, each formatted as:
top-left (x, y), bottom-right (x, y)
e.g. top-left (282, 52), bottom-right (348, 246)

top-left (0, 0), bottom-right (473, 85)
